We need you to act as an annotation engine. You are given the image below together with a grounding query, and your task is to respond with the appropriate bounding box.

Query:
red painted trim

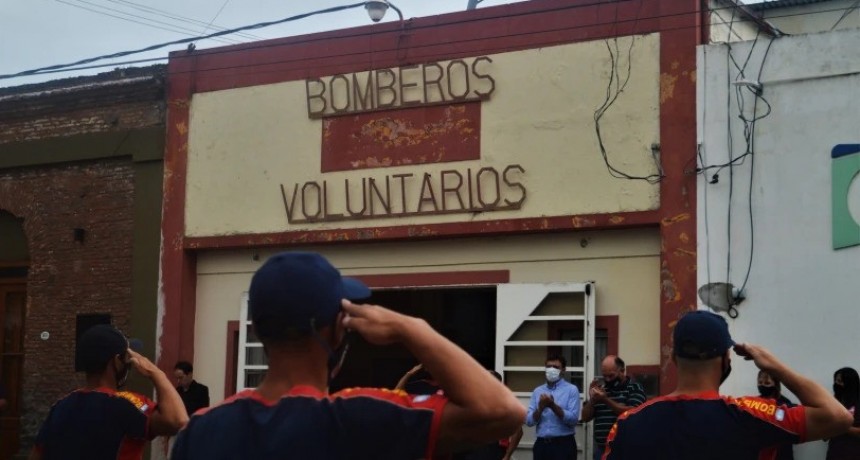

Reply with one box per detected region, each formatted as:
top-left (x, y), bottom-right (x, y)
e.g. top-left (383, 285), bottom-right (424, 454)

top-left (161, 0), bottom-right (700, 395)
top-left (353, 270), bottom-right (509, 289)
top-left (321, 102), bottom-right (481, 173)
top-left (627, 365), bottom-right (660, 376)
top-left (168, 0), bottom-right (661, 93)
top-left (656, 0), bottom-right (701, 394)
top-left (184, 211), bottom-right (659, 250)
top-left (158, 58), bottom-right (198, 374)
top-left (225, 320), bottom-right (239, 399)
top-left (595, 315), bottom-right (619, 357)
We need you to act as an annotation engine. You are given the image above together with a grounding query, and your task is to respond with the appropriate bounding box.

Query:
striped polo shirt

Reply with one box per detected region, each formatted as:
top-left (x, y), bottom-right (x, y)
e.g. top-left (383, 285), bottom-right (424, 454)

top-left (593, 379), bottom-right (646, 446)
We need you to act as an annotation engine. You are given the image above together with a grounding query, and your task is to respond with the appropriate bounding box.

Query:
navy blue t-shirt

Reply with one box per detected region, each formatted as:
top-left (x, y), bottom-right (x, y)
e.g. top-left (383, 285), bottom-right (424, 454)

top-left (604, 391), bottom-right (806, 460)
top-left (35, 387), bottom-right (156, 460)
top-left (171, 385), bottom-right (446, 460)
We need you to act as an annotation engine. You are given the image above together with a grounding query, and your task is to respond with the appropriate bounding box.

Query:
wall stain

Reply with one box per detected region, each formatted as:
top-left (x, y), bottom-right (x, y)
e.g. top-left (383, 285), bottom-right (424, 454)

top-left (660, 73), bottom-right (678, 104)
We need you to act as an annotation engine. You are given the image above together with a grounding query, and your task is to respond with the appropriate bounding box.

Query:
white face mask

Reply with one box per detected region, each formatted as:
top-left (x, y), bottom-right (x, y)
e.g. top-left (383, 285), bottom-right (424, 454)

top-left (545, 367), bottom-right (561, 383)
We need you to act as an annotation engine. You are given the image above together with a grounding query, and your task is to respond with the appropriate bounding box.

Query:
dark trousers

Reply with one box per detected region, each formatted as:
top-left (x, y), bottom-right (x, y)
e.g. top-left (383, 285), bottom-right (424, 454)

top-left (534, 434), bottom-right (577, 460)
top-left (593, 443), bottom-right (605, 460)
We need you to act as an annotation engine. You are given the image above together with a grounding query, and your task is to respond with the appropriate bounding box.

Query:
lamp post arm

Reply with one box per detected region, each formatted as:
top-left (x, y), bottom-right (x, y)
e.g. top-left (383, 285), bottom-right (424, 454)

top-left (388, 1), bottom-right (405, 21)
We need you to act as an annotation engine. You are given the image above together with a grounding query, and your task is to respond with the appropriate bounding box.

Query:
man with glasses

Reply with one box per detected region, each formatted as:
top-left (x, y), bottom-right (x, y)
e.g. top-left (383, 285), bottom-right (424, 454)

top-left (525, 355), bottom-right (581, 460)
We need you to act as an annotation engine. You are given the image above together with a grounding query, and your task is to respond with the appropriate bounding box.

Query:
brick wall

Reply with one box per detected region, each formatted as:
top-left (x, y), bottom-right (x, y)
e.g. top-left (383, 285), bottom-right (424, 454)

top-left (0, 159), bottom-right (135, 447)
top-left (0, 66), bottom-right (165, 455)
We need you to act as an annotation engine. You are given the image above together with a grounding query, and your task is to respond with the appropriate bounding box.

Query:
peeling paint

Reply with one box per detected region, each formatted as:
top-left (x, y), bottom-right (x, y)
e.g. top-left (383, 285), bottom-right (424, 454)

top-left (572, 216), bottom-right (597, 228)
top-left (175, 122), bottom-right (188, 136)
top-left (661, 213), bottom-right (690, 226)
top-left (679, 232), bottom-right (689, 243)
top-left (609, 215), bottom-right (626, 224)
top-left (673, 248), bottom-right (696, 258)
top-left (660, 73), bottom-right (678, 104)
top-left (321, 103), bottom-right (480, 172)
top-left (661, 267), bottom-right (681, 302)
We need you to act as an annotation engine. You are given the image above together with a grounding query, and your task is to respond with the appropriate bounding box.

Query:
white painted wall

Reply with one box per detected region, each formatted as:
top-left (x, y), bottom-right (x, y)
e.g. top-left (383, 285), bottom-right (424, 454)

top-left (698, 28), bottom-right (860, 459)
top-left (709, 0), bottom-right (763, 43)
top-left (760, 0), bottom-right (860, 35)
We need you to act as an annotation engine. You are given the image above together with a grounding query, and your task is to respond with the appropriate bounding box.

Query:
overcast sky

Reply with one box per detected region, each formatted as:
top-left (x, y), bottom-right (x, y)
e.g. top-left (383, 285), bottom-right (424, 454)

top-left (1, 0), bottom-right (766, 88)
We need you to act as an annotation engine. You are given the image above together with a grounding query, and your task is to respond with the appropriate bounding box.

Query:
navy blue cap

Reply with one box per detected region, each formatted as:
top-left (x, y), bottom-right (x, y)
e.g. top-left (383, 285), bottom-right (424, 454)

top-left (248, 252), bottom-right (370, 336)
top-left (673, 310), bottom-right (735, 360)
top-left (75, 324), bottom-right (131, 373)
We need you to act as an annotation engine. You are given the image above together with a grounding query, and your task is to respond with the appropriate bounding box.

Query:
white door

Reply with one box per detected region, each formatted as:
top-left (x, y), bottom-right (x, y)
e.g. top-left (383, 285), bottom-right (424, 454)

top-left (496, 282), bottom-right (596, 460)
top-left (237, 293), bottom-right (268, 392)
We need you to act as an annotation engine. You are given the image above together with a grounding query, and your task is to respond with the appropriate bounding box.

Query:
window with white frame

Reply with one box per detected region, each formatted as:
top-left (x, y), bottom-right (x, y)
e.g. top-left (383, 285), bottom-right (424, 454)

top-left (237, 293), bottom-right (267, 392)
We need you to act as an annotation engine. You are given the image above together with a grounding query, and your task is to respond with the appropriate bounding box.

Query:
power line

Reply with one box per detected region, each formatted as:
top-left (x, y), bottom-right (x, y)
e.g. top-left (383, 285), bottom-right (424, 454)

top-left (154, 2), bottom-right (825, 83)
top-left (5, 2), bottom-right (855, 82)
top-left (56, 0), bottom-right (239, 45)
top-left (1, 2), bottom-right (368, 80)
top-left (100, 0), bottom-right (266, 40)
top-left (202, 0), bottom-right (233, 36)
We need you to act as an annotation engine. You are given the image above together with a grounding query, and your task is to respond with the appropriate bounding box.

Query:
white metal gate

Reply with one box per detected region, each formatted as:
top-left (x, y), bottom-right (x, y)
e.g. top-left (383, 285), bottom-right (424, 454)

top-left (496, 282), bottom-right (596, 460)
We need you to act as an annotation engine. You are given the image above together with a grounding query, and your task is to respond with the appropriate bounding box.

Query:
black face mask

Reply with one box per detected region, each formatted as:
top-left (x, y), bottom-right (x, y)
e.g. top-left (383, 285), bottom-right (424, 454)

top-left (834, 383), bottom-right (845, 400)
top-left (719, 357), bottom-right (732, 385)
top-left (758, 385), bottom-right (777, 398)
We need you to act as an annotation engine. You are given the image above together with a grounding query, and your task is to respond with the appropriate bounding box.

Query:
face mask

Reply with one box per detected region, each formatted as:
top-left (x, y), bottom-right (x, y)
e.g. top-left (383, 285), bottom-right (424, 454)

top-left (719, 357), bottom-right (732, 385)
top-left (545, 367), bottom-right (561, 383)
top-left (758, 385), bottom-right (777, 398)
top-left (834, 383), bottom-right (845, 399)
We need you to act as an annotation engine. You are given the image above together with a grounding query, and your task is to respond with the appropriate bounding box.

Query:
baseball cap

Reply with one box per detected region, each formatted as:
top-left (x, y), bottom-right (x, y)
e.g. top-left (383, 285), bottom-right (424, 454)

top-left (248, 252), bottom-right (370, 339)
top-left (673, 310), bottom-right (735, 360)
top-left (75, 324), bottom-right (133, 373)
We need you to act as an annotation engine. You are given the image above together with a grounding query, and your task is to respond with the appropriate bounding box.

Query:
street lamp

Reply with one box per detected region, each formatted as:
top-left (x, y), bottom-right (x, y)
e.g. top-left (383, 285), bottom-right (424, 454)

top-left (365, 0), bottom-right (404, 22)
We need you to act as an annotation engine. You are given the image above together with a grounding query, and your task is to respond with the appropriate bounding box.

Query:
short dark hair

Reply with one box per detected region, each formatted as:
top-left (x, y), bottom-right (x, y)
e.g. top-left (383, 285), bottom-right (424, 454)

top-left (614, 356), bottom-right (626, 371)
top-left (175, 361), bottom-right (193, 374)
top-left (546, 354), bottom-right (567, 369)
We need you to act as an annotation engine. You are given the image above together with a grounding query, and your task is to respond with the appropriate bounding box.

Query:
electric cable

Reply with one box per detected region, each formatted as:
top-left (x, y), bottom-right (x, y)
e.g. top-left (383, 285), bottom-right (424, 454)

top-left (56, 0), bottom-right (239, 45)
top-left (4, 2), bottom-right (857, 82)
top-left (100, 0), bottom-right (265, 40)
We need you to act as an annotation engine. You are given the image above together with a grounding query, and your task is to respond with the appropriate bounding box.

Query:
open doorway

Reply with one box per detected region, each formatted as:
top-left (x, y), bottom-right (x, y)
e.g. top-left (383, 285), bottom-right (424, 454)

top-left (330, 287), bottom-right (496, 392)
top-left (0, 210), bottom-right (28, 460)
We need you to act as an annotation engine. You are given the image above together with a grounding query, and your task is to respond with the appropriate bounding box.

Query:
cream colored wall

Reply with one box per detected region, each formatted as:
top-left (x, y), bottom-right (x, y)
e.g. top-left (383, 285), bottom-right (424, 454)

top-left (184, 34), bottom-right (661, 237)
top-left (193, 228), bottom-right (661, 403)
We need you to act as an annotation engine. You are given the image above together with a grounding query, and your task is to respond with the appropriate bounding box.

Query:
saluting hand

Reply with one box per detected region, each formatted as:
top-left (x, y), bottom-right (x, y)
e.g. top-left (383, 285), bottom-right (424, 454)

top-left (127, 349), bottom-right (162, 380)
top-left (341, 299), bottom-right (413, 346)
top-left (733, 343), bottom-right (784, 373)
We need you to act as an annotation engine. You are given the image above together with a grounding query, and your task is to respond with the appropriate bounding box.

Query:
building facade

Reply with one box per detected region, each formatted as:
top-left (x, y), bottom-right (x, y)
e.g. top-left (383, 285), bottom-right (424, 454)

top-left (0, 67), bottom-right (165, 458)
top-left (698, 26), bottom-right (860, 460)
top-left (158, 0), bottom-right (702, 457)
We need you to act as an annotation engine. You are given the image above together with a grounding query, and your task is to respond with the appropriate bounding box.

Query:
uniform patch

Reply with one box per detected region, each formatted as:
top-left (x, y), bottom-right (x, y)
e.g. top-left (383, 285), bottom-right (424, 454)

top-left (413, 395), bottom-right (431, 403)
top-left (775, 408), bottom-right (785, 421)
top-left (116, 391), bottom-right (148, 412)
